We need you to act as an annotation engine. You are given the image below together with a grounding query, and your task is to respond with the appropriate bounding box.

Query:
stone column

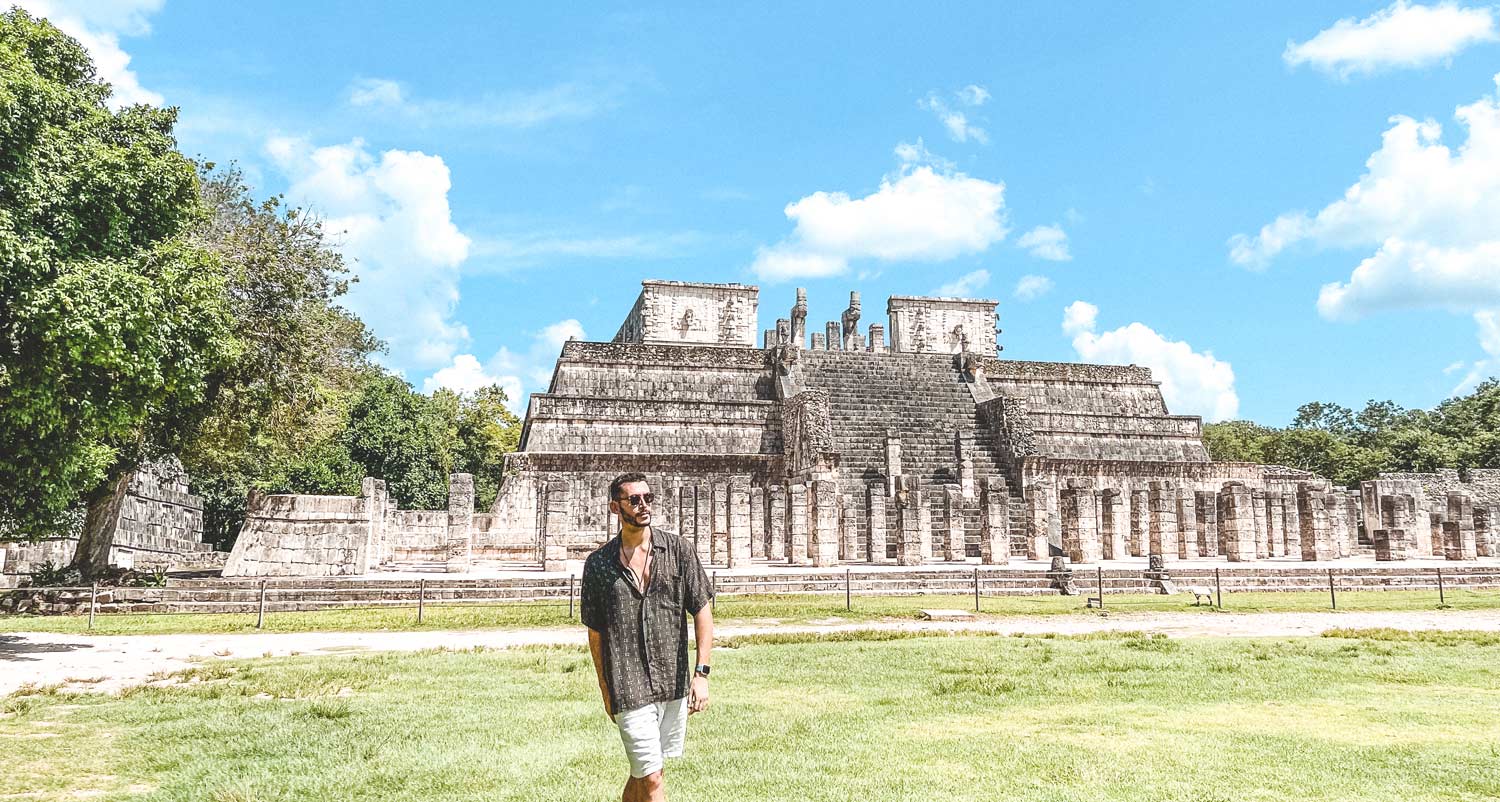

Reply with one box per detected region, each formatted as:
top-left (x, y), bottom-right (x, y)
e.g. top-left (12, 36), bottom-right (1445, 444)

top-left (1218, 482), bottom-right (1257, 562)
top-left (840, 493), bottom-right (859, 562)
top-left (810, 332), bottom-right (825, 350)
top-left (1176, 489), bottom-right (1199, 560)
top-left (1332, 491), bottom-right (1356, 554)
top-left (897, 486), bottom-right (924, 566)
top-left (1380, 495), bottom-right (1414, 558)
top-left (712, 482), bottom-right (729, 565)
top-left (1129, 489), bottom-right (1150, 557)
top-left (541, 479), bottom-right (568, 572)
top-left (1148, 481), bottom-right (1177, 559)
top-left (445, 473), bottom-right (475, 573)
top-left (728, 477), bottom-right (751, 568)
top-left (811, 480), bottom-right (840, 567)
top-left (749, 486), bottom-right (766, 560)
top-left (1297, 486), bottom-right (1334, 561)
top-left (1477, 505), bottom-right (1496, 559)
top-left (825, 321), bottom-right (841, 350)
top-left (661, 483), bottom-right (677, 534)
top-left (1027, 485), bottom-right (1052, 560)
top-left (1099, 489), bottom-right (1126, 561)
top-left (695, 484), bottom-right (713, 564)
top-left (1412, 497), bottom-right (1435, 556)
top-left (868, 324), bottom-right (885, 353)
top-left (867, 483), bottom-right (889, 564)
top-left (1061, 481), bottom-right (1101, 564)
top-left (1251, 488), bottom-right (1268, 559)
top-left (788, 481), bottom-right (810, 565)
top-left (980, 477), bottom-right (1009, 565)
top-left (918, 492), bottom-right (934, 563)
top-left (1429, 512), bottom-right (1446, 558)
top-left (1373, 528), bottom-right (1408, 561)
top-left (769, 485), bottom-right (788, 563)
top-left (943, 485), bottom-right (965, 561)
top-left (1282, 492), bottom-right (1303, 557)
top-left (358, 477), bottom-right (387, 574)
top-left (885, 434), bottom-right (903, 497)
top-left (1195, 490), bottom-right (1219, 558)
top-left (1343, 491), bottom-right (1363, 553)
top-left (676, 485), bottom-right (692, 544)
top-left (1264, 492), bottom-right (1283, 558)
top-left (1446, 493), bottom-right (1478, 561)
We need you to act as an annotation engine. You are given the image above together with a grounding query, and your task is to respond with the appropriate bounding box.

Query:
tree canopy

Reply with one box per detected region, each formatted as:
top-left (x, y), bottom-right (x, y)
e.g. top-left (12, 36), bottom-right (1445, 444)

top-left (0, 9), bottom-right (233, 538)
top-left (1203, 379), bottom-right (1500, 486)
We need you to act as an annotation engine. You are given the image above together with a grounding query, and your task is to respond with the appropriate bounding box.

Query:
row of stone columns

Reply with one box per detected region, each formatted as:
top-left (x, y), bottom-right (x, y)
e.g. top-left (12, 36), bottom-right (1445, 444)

top-left (1370, 491), bottom-right (1497, 561)
top-left (1054, 481), bottom-right (1365, 564)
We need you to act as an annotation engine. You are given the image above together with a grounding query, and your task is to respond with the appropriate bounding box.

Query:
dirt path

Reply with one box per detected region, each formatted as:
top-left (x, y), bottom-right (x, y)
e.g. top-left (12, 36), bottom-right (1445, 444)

top-left (4, 609), bottom-right (1498, 696)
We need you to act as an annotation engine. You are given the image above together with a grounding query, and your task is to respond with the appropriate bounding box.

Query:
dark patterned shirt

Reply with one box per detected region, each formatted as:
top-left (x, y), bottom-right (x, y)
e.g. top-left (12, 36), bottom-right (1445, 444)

top-left (582, 530), bottom-right (713, 713)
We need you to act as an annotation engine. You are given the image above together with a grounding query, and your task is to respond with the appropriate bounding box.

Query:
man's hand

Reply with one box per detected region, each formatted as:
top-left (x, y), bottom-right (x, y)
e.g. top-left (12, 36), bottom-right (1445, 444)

top-left (688, 675), bottom-right (709, 714)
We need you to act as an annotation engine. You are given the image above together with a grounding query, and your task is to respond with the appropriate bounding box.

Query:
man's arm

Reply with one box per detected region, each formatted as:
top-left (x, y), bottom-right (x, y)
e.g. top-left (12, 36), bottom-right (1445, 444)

top-left (587, 627), bottom-right (612, 719)
top-left (688, 604), bottom-right (713, 714)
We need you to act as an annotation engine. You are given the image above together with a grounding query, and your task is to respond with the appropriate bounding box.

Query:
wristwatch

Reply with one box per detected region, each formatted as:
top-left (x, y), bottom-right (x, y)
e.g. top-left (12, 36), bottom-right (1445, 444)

top-left (694, 664), bottom-right (711, 677)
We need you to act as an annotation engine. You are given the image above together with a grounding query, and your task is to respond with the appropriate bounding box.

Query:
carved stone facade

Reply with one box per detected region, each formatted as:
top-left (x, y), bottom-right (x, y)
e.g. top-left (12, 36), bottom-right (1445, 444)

top-left (613, 280), bottom-right (759, 347)
top-left (225, 279), bottom-right (1497, 575)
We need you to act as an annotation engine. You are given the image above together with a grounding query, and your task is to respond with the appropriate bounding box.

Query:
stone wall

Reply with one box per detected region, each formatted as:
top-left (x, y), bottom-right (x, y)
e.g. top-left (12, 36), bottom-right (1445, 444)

top-left (1, 460), bottom-right (215, 586)
top-left (886, 295), bottom-right (999, 355)
top-left (223, 479), bottom-right (386, 577)
top-left (612, 280), bottom-right (759, 347)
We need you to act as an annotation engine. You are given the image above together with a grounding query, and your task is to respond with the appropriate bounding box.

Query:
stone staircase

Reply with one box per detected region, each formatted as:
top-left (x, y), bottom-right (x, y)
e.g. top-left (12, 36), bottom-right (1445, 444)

top-left (795, 350), bottom-right (1028, 553)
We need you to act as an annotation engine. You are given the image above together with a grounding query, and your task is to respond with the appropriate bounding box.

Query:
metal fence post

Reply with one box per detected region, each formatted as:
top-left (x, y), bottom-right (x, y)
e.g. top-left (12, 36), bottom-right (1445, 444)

top-left (568, 573), bottom-right (575, 619)
top-left (974, 567), bottom-right (981, 612)
top-left (1437, 567), bottom-right (1445, 605)
top-left (712, 571), bottom-right (717, 613)
top-left (88, 582), bottom-right (96, 631)
top-left (1096, 566), bottom-right (1104, 609)
top-left (1328, 569), bottom-right (1337, 610)
top-left (845, 568), bottom-right (851, 612)
top-left (417, 578), bottom-right (426, 624)
top-left (1214, 567), bottom-right (1222, 609)
top-left (256, 580), bottom-right (267, 629)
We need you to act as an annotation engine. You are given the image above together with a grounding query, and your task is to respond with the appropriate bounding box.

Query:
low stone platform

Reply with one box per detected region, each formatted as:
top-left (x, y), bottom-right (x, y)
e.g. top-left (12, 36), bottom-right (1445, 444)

top-left (4, 557), bottom-right (1497, 615)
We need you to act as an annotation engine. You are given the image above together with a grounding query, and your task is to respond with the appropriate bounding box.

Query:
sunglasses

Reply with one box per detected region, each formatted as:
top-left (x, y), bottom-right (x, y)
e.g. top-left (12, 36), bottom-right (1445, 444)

top-left (620, 493), bottom-right (655, 508)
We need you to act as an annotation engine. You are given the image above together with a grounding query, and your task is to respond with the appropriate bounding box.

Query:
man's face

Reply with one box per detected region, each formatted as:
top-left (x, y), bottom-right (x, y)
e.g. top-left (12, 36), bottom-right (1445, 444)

top-left (612, 481), bottom-right (653, 528)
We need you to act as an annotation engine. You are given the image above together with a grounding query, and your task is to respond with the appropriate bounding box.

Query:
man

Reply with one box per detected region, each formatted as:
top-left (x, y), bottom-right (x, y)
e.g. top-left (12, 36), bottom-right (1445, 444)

top-left (582, 472), bottom-right (714, 802)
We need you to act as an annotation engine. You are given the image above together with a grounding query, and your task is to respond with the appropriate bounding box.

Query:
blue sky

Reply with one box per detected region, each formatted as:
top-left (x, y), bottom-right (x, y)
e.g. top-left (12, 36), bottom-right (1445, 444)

top-left (22, 1), bottom-right (1500, 424)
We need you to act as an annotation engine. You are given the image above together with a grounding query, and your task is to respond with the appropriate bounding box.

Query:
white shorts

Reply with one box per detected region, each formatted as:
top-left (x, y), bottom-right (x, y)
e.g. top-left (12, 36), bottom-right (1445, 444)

top-left (614, 696), bottom-right (688, 778)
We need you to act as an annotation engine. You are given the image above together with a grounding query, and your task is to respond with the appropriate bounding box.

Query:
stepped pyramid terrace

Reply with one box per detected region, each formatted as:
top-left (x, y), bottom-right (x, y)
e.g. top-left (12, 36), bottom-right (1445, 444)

top-left (205, 278), bottom-right (1499, 578)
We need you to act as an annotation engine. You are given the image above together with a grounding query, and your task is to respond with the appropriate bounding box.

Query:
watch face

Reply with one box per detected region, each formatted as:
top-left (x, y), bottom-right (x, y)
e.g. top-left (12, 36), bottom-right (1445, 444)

top-left (695, 665), bottom-right (711, 676)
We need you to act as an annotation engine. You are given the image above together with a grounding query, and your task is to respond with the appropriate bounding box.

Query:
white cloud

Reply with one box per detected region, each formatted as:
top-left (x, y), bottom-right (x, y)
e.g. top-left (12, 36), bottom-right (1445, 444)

top-left (1017, 224), bottom-right (1071, 261)
top-left (266, 136), bottom-right (471, 371)
top-left (750, 153), bottom-right (1008, 282)
top-left (894, 138), bottom-right (956, 171)
top-left (1285, 1), bottom-right (1498, 78)
top-left (349, 78), bottom-right (404, 107)
top-left (14, 0), bottom-right (165, 108)
top-left (1013, 274), bottom-right (1054, 302)
top-left (919, 87), bottom-right (990, 144)
top-left (1452, 308), bottom-right (1500, 392)
top-left (1231, 75), bottom-right (1500, 387)
top-left (934, 269), bottom-right (990, 298)
top-left (343, 76), bottom-right (617, 128)
top-left (956, 84), bottom-right (990, 106)
top-left (1062, 301), bottom-right (1239, 422)
top-left (425, 319), bottom-right (585, 413)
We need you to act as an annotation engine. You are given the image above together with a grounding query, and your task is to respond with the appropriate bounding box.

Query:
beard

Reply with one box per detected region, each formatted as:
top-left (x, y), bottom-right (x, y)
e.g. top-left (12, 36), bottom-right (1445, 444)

top-left (620, 507), bottom-right (651, 527)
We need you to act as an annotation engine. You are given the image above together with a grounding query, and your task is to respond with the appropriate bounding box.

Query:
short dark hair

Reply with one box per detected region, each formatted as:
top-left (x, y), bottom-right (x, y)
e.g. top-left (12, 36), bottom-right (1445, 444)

top-left (609, 472), bottom-right (648, 501)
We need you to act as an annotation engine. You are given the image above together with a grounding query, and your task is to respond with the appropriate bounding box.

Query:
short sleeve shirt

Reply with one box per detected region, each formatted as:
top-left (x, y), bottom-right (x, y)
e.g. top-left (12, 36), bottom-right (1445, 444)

top-left (581, 530), bottom-right (713, 713)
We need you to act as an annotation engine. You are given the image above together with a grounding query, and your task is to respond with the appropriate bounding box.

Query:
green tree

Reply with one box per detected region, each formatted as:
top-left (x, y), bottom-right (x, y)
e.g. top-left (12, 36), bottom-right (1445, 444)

top-left (0, 11), bottom-right (234, 554)
top-left (449, 385), bottom-right (523, 510)
top-left (180, 167), bottom-right (379, 547)
top-left (1201, 420), bottom-right (1273, 463)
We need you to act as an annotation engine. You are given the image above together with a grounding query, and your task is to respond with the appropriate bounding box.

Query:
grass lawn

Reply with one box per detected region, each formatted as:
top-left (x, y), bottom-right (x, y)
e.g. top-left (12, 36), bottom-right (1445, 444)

top-left (1, 588), bottom-right (1498, 635)
top-left (3, 629), bottom-right (1499, 801)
